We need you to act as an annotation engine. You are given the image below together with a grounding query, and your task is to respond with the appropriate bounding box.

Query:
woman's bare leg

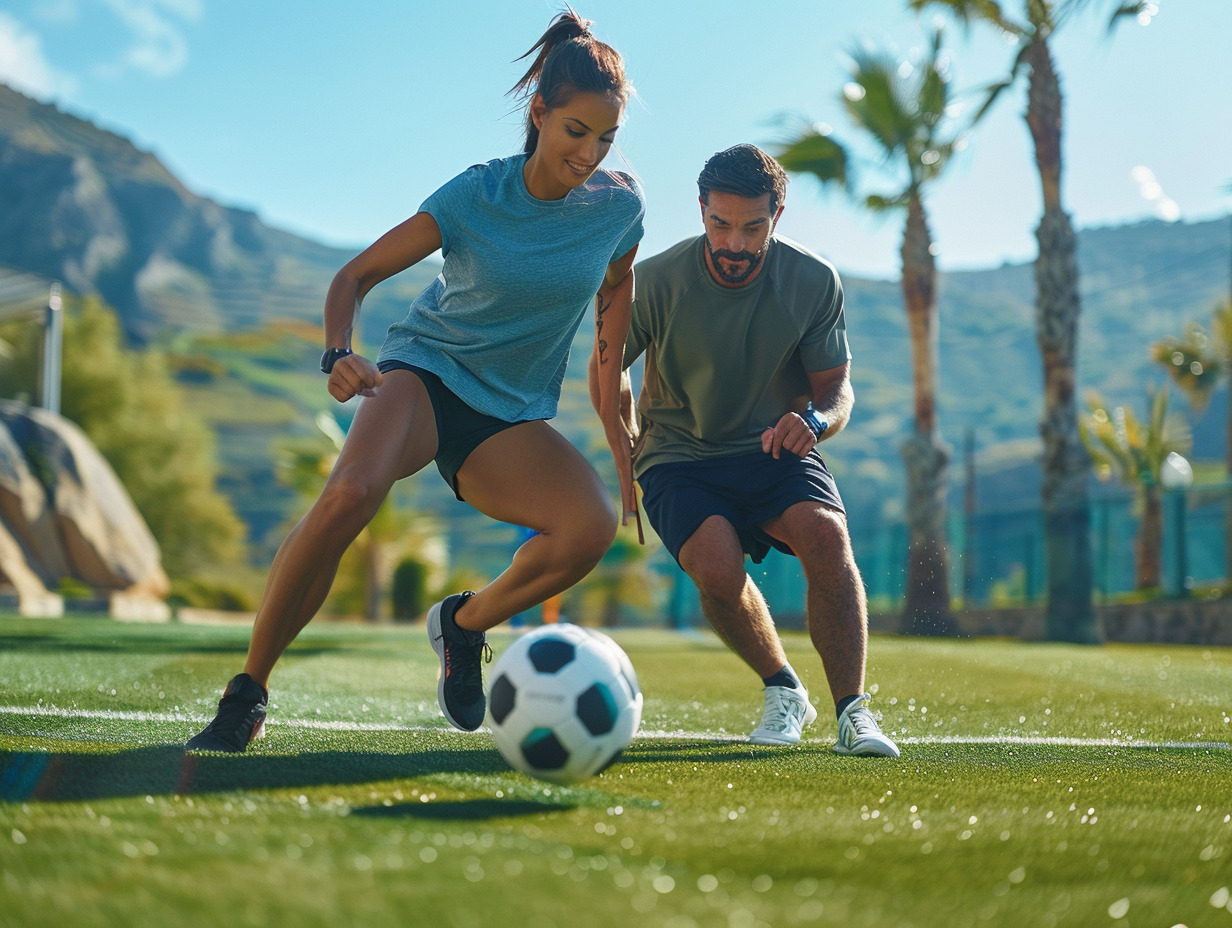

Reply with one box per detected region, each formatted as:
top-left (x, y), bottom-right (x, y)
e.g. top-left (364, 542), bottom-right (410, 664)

top-left (242, 370), bottom-right (439, 686)
top-left (447, 421), bottom-right (618, 632)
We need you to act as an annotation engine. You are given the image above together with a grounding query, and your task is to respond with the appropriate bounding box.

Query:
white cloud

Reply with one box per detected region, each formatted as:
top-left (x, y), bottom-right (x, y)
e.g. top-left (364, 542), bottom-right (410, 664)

top-left (99, 0), bottom-right (203, 79)
top-left (0, 11), bottom-right (78, 99)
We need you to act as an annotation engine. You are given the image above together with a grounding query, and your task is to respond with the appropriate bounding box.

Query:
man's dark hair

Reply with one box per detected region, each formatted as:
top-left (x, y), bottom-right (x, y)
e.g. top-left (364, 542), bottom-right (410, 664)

top-left (697, 144), bottom-right (789, 213)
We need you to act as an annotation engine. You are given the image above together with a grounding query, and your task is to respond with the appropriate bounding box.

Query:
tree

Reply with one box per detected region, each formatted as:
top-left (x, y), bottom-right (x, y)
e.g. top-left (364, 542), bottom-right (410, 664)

top-left (1151, 298), bottom-right (1232, 578)
top-left (778, 29), bottom-right (961, 634)
top-left (0, 295), bottom-right (245, 579)
top-left (909, 0), bottom-right (1149, 641)
top-left (1080, 386), bottom-right (1191, 589)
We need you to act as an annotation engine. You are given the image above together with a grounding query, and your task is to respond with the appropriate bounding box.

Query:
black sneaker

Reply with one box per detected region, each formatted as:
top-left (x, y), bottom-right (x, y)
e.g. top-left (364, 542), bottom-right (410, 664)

top-left (427, 592), bottom-right (491, 731)
top-left (186, 673), bottom-right (269, 752)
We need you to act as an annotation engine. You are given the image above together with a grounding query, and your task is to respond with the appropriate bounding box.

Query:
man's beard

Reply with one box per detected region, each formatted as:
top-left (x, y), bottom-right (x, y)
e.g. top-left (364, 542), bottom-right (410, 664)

top-left (706, 238), bottom-right (767, 285)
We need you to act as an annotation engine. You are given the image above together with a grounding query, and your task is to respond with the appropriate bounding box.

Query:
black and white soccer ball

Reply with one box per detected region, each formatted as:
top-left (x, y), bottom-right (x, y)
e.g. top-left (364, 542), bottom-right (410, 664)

top-left (487, 623), bottom-right (642, 784)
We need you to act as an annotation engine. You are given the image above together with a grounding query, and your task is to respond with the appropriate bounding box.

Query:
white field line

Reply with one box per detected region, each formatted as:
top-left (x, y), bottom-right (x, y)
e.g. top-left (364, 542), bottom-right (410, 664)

top-left (0, 704), bottom-right (1228, 751)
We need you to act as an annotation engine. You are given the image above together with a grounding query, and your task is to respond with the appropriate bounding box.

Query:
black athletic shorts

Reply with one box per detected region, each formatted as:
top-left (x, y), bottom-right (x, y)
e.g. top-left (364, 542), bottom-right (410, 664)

top-left (377, 360), bottom-right (525, 501)
top-left (637, 449), bottom-right (845, 565)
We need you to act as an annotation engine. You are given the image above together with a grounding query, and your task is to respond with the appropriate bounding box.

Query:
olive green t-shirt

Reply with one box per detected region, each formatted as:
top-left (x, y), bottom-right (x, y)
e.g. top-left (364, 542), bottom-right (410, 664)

top-left (624, 234), bottom-right (849, 477)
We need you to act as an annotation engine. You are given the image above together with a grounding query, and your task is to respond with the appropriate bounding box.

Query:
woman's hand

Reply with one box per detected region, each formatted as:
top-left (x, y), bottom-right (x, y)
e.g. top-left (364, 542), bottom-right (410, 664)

top-left (327, 353), bottom-right (384, 403)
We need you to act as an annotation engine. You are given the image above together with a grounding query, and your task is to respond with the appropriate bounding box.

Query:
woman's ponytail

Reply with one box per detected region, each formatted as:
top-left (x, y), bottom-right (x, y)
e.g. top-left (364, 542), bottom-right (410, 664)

top-left (509, 7), bottom-right (629, 154)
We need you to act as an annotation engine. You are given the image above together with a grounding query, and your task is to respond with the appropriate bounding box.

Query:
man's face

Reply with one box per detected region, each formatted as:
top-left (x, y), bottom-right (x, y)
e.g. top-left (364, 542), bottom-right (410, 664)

top-left (700, 191), bottom-right (783, 287)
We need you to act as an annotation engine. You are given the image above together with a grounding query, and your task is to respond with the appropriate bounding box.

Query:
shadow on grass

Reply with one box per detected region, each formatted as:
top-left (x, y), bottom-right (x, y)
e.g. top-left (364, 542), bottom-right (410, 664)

top-left (0, 632), bottom-right (342, 658)
top-left (618, 740), bottom-right (815, 764)
top-left (0, 744), bottom-right (509, 803)
top-left (353, 798), bottom-right (574, 819)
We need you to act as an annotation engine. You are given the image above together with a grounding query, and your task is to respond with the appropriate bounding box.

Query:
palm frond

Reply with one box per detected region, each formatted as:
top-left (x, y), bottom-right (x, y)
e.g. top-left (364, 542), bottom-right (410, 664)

top-left (1211, 299), bottom-right (1232, 364)
top-left (844, 50), bottom-right (920, 155)
top-left (1151, 318), bottom-right (1225, 412)
top-left (776, 131), bottom-right (849, 189)
top-left (866, 192), bottom-right (910, 212)
top-left (1081, 386), bottom-right (1192, 490)
top-left (908, 0), bottom-right (1021, 35)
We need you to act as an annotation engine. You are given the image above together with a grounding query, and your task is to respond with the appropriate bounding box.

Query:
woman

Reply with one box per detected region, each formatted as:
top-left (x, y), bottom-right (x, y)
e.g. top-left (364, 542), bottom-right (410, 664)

top-left (187, 9), bottom-right (642, 752)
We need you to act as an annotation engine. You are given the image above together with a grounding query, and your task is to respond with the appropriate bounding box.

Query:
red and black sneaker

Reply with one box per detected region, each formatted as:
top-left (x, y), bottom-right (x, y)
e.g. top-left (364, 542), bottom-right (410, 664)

top-left (427, 592), bottom-right (491, 731)
top-left (186, 673), bottom-right (268, 752)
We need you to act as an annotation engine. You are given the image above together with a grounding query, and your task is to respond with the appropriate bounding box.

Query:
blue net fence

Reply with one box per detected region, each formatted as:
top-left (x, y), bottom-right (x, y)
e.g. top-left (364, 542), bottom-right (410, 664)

top-left (647, 482), bottom-right (1230, 627)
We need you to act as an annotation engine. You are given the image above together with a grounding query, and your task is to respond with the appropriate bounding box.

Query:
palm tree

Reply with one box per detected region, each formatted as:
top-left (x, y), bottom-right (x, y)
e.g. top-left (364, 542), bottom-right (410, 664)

top-left (778, 29), bottom-right (961, 634)
top-left (1152, 298), bottom-right (1232, 578)
top-left (909, 0), bottom-right (1149, 642)
top-left (1080, 386), bottom-right (1192, 589)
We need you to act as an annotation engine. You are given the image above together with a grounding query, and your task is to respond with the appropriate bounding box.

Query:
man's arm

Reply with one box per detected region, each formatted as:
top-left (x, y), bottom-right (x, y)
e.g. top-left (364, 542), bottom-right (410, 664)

top-left (761, 362), bottom-right (854, 459)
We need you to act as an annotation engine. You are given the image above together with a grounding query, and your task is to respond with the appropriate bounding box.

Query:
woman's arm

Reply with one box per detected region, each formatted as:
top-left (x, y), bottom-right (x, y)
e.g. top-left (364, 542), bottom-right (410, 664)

top-left (322, 211), bottom-right (443, 403)
top-left (593, 245), bottom-right (640, 534)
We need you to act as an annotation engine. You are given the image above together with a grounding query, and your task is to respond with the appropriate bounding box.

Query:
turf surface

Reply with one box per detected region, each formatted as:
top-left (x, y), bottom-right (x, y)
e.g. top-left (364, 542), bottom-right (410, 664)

top-left (1, 617), bottom-right (1228, 927)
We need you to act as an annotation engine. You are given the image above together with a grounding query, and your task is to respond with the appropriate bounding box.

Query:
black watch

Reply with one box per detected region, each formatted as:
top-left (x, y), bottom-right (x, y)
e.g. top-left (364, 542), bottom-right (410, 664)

top-left (802, 403), bottom-right (828, 440)
top-left (320, 347), bottom-right (353, 374)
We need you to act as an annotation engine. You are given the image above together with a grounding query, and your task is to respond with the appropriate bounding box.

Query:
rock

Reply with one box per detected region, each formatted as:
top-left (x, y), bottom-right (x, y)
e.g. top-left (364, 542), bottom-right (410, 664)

top-left (0, 400), bottom-right (170, 614)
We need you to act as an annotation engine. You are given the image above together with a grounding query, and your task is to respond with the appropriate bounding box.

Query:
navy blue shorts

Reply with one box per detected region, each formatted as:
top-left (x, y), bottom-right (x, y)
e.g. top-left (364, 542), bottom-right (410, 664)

top-left (637, 449), bottom-right (845, 565)
top-left (377, 361), bottom-right (525, 501)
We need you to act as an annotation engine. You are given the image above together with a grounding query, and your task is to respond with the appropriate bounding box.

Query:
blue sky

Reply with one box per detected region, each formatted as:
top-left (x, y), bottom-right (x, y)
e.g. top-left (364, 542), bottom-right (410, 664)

top-left (1, 0), bottom-right (1229, 280)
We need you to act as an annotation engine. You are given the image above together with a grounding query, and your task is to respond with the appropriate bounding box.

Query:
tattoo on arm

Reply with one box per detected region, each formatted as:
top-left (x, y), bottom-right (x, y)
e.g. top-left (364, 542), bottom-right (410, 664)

top-left (596, 293), bottom-right (610, 365)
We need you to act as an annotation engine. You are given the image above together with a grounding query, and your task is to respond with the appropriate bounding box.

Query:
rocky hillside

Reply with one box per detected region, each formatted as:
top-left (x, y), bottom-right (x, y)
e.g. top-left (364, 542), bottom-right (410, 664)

top-left (0, 83), bottom-right (435, 346)
top-left (2, 80), bottom-right (1229, 541)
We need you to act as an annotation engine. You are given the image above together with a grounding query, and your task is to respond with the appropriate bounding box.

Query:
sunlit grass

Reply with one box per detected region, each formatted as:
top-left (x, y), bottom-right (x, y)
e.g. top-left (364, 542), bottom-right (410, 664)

top-left (1, 617), bottom-right (1228, 928)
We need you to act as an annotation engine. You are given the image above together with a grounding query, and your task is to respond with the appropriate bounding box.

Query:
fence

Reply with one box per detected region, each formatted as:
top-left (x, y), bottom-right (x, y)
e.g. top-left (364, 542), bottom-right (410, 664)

top-left (647, 482), bottom-right (1231, 628)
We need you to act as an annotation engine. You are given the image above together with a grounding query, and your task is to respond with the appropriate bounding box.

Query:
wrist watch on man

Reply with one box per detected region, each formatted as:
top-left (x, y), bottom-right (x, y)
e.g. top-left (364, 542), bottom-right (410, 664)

top-left (802, 402), bottom-right (829, 440)
top-left (320, 347), bottom-right (352, 374)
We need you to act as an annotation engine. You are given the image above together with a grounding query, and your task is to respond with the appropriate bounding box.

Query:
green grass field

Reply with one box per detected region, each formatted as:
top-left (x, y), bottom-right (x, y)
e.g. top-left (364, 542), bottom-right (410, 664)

top-left (1, 617), bottom-right (1229, 928)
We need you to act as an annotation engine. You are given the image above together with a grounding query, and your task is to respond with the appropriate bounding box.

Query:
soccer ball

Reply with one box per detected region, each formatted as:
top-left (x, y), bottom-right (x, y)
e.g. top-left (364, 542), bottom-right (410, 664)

top-left (487, 623), bottom-right (642, 784)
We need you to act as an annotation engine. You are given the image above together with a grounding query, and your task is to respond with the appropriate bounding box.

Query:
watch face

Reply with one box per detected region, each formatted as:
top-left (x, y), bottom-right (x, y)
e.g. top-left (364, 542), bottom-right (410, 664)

top-left (805, 410), bottom-right (827, 437)
top-left (321, 348), bottom-right (351, 373)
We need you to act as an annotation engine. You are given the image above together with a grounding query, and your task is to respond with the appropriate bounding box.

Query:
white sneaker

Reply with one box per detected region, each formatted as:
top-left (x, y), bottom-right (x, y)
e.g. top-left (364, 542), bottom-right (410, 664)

top-left (750, 686), bottom-right (818, 745)
top-left (833, 694), bottom-right (900, 757)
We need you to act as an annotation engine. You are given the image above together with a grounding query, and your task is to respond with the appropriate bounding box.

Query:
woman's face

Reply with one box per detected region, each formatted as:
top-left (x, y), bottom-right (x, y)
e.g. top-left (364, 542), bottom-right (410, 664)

top-left (524, 90), bottom-right (624, 200)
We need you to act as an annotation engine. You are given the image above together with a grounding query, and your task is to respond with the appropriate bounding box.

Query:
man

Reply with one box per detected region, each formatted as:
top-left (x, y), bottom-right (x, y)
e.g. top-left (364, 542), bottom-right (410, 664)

top-left (596, 143), bottom-right (898, 756)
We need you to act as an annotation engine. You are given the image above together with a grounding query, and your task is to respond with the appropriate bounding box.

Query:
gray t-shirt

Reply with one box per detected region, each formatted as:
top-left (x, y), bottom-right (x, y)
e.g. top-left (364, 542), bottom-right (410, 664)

top-left (625, 234), bottom-right (849, 475)
top-left (379, 153), bottom-right (645, 421)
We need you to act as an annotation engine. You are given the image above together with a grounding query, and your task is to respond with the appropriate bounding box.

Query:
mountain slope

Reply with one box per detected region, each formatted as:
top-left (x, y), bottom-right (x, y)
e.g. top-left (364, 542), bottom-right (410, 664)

top-left (0, 83), bottom-right (436, 346)
top-left (1, 81), bottom-right (1229, 548)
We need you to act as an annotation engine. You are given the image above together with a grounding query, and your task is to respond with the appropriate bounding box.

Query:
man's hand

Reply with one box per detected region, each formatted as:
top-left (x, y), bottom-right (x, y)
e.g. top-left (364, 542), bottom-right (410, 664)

top-left (327, 354), bottom-right (384, 402)
top-left (762, 411), bottom-right (817, 459)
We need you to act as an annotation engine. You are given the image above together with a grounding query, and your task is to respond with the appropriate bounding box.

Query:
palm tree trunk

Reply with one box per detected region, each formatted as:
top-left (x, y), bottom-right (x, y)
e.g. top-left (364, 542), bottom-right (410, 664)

top-left (1025, 36), bottom-right (1099, 643)
top-left (363, 529), bottom-right (382, 623)
top-left (900, 192), bottom-right (954, 635)
top-left (1135, 487), bottom-right (1164, 589)
top-left (1225, 389), bottom-right (1232, 582)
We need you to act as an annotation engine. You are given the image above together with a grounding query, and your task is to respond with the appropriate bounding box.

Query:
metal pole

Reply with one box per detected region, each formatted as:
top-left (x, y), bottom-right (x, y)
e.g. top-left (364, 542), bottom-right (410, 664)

top-left (1170, 488), bottom-right (1189, 599)
top-left (963, 428), bottom-right (976, 605)
top-left (41, 282), bottom-right (62, 415)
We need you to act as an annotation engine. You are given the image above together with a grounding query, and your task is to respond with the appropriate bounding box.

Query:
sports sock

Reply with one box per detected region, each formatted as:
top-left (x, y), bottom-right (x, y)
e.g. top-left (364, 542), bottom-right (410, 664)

top-left (836, 694), bottom-right (861, 719)
top-left (444, 593), bottom-right (482, 642)
top-left (762, 664), bottom-right (801, 690)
